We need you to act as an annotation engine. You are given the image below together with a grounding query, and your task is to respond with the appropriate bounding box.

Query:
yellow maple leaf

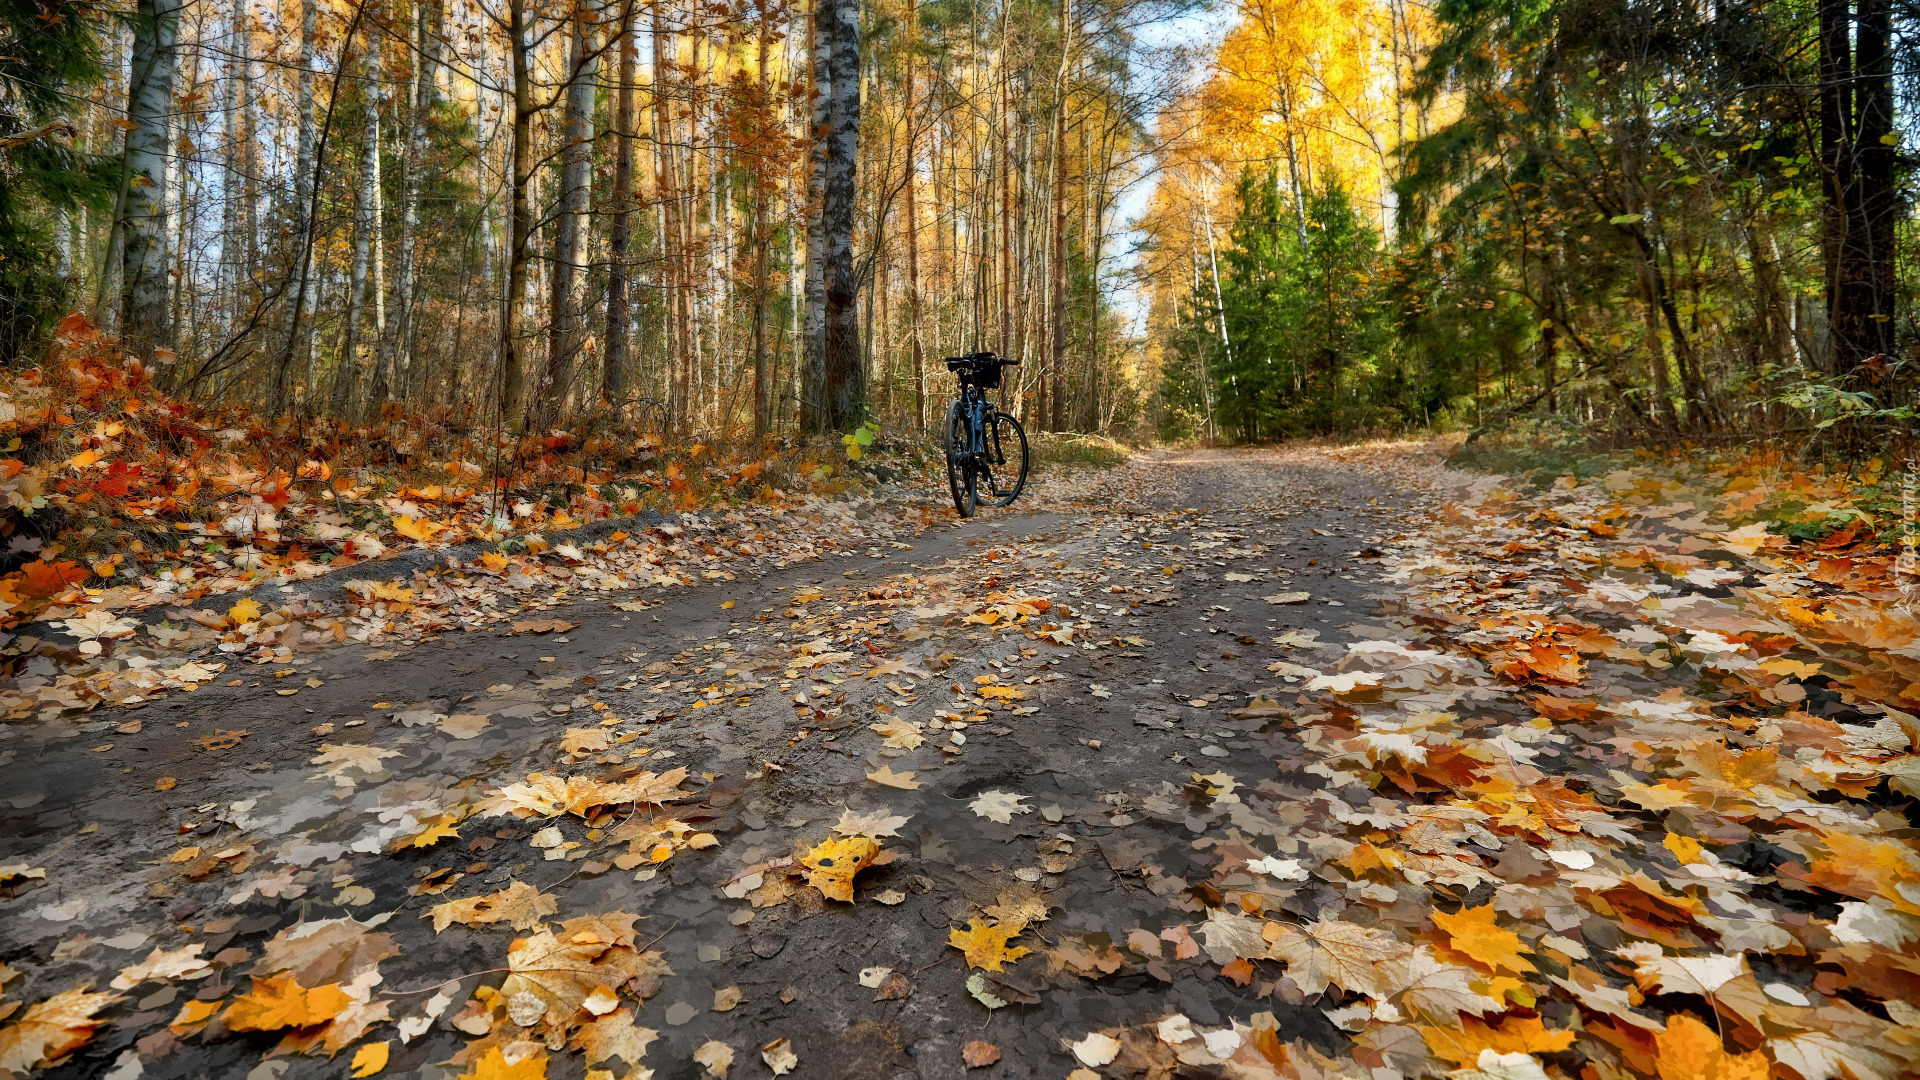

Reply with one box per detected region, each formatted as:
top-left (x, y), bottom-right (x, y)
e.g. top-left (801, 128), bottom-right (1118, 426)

top-left (977, 684), bottom-right (1025, 701)
top-left (802, 836), bottom-right (878, 902)
top-left (223, 976), bottom-right (350, 1032)
top-left (350, 1040), bottom-right (390, 1077)
top-left (1653, 1014), bottom-right (1767, 1080)
top-left (948, 918), bottom-right (1031, 971)
top-left (479, 551), bottom-right (510, 571)
top-left (390, 813), bottom-right (461, 851)
top-left (1432, 904), bottom-right (1534, 975)
top-left (0, 987), bottom-right (121, 1073)
top-left (392, 515), bottom-right (443, 542)
top-left (228, 596), bottom-right (263, 625)
top-left (459, 1046), bottom-right (550, 1080)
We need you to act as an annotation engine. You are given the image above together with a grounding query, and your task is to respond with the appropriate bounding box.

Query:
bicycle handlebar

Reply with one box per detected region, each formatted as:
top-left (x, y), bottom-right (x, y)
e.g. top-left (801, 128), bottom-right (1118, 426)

top-left (943, 352), bottom-right (1019, 369)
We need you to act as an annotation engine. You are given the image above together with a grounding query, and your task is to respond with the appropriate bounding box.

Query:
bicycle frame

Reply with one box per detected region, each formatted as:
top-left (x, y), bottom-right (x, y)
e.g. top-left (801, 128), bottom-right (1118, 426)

top-left (958, 385), bottom-right (993, 462)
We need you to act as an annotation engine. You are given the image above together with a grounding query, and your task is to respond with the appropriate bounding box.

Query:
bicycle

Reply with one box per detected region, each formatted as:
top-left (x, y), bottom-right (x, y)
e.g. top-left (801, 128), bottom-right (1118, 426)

top-left (941, 352), bottom-right (1031, 518)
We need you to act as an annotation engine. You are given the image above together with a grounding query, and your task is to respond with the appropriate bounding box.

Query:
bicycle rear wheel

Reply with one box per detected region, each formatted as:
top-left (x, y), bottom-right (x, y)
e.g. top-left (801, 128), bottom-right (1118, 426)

top-left (944, 405), bottom-right (973, 518)
top-left (978, 412), bottom-right (1030, 507)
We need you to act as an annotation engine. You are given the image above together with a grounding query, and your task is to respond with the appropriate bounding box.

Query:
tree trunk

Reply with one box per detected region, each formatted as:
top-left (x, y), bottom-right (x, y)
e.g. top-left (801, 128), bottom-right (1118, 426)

top-left (121, 0), bottom-right (180, 357)
top-left (1820, 0), bottom-right (1895, 375)
top-left (903, 0), bottom-right (925, 430)
top-left (751, 7), bottom-right (772, 438)
top-left (384, 0), bottom-right (441, 406)
top-left (820, 0), bottom-right (862, 430)
top-left (538, 0), bottom-right (598, 426)
top-left (604, 0), bottom-right (638, 405)
top-left (1049, 0), bottom-right (1070, 433)
top-left (500, 0), bottom-right (535, 427)
top-left (337, 26), bottom-right (385, 418)
top-left (801, 0), bottom-right (830, 432)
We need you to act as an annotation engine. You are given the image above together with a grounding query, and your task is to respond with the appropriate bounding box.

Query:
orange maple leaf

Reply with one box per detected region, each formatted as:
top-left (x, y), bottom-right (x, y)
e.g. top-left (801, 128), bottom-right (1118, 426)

top-left (1652, 1014), bottom-right (1767, 1080)
top-left (1432, 904), bottom-right (1534, 975)
top-left (222, 977), bottom-right (350, 1032)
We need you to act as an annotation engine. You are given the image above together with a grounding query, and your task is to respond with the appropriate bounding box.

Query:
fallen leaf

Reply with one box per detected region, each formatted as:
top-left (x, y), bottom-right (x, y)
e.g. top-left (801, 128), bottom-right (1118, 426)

top-left (193, 729), bottom-right (249, 751)
top-left (223, 976), bottom-right (351, 1031)
top-left (1263, 917), bottom-right (1414, 998)
top-left (762, 1036), bottom-right (798, 1075)
top-left (1071, 1032), bottom-right (1122, 1067)
top-left (512, 619), bottom-right (577, 634)
top-left (1263, 591), bottom-right (1312, 605)
top-left (869, 718), bottom-right (924, 749)
top-left (1433, 904), bottom-right (1535, 975)
top-left (968, 790), bottom-right (1030, 824)
top-left (963, 1040), bottom-right (1002, 1068)
top-left (0, 987), bottom-right (121, 1073)
top-left (110, 943), bottom-right (211, 988)
top-left (458, 1045), bottom-right (549, 1079)
top-left (1653, 1014), bottom-right (1766, 1080)
top-left (693, 1039), bottom-right (735, 1078)
top-left (801, 836), bottom-right (878, 902)
top-left (350, 1040), bottom-right (390, 1077)
top-left (831, 808), bottom-right (911, 838)
top-left (571, 1008), bottom-right (658, 1069)
top-left (228, 597), bottom-right (263, 625)
top-left (949, 918), bottom-right (1031, 971)
top-left (866, 765), bottom-right (922, 789)
top-left (712, 986), bottom-right (743, 1012)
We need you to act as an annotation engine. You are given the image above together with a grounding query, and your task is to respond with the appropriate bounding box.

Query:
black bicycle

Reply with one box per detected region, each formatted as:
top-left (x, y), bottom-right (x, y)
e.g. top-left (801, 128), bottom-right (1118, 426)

top-left (942, 352), bottom-right (1030, 517)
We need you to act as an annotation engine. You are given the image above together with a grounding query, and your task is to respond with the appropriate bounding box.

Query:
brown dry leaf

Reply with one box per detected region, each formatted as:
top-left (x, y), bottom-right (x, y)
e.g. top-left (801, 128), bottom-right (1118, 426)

top-left (983, 884), bottom-right (1053, 926)
top-left (498, 913), bottom-right (671, 1041)
top-left (800, 836), bottom-right (878, 902)
top-left (484, 769), bottom-right (691, 819)
top-left (711, 986), bottom-right (743, 1012)
top-left (948, 918), bottom-right (1031, 971)
top-left (154, 776), bottom-right (177, 790)
top-left (193, 728), bottom-right (248, 751)
top-left (866, 765), bottom-right (922, 789)
top-left (254, 918), bottom-right (400, 987)
top-left (561, 728), bottom-right (611, 759)
top-left (512, 619), bottom-right (577, 634)
top-left (1262, 917), bottom-right (1414, 998)
top-left (428, 880), bottom-right (559, 933)
top-left (962, 1040), bottom-right (1002, 1068)
top-left (0, 987), bottom-right (121, 1073)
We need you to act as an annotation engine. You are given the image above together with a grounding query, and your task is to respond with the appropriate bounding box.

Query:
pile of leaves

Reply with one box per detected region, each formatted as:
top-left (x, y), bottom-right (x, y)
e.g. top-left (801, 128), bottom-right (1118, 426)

top-left (1020, 456), bottom-right (1920, 1079)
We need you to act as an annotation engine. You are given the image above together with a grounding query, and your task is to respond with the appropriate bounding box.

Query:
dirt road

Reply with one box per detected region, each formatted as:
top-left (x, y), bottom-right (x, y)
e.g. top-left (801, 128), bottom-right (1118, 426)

top-left (2, 445), bottom-right (1451, 1079)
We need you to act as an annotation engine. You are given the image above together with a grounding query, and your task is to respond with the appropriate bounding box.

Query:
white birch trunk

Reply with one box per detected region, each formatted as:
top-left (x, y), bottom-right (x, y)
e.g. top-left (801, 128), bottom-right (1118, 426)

top-left (122, 0), bottom-right (180, 354)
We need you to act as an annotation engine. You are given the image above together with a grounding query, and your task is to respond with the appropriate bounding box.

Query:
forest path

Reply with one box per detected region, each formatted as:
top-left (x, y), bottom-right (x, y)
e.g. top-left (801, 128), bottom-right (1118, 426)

top-left (3, 444), bottom-right (1456, 1080)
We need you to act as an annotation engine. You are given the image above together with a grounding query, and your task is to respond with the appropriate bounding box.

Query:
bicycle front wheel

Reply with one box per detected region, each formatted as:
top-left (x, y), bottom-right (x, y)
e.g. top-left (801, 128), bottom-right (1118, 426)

top-left (944, 405), bottom-right (973, 518)
top-left (978, 412), bottom-right (1030, 507)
